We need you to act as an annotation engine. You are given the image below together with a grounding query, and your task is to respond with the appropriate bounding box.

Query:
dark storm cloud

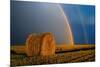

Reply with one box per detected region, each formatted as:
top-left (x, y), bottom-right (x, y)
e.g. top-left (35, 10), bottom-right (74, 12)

top-left (11, 1), bottom-right (70, 45)
top-left (61, 4), bottom-right (95, 44)
top-left (11, 1), bottom-right (95, 45)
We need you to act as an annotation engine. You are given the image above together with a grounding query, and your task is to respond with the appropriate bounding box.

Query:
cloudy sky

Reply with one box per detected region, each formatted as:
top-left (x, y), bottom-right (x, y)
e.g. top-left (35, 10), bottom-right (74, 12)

top-left (11, 1), bottom-right (95, 45)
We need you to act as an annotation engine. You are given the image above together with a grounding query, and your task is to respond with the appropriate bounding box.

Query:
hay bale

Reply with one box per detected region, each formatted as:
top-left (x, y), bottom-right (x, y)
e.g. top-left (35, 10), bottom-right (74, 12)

top-left (40, 33), bottom-right (56, 56)
top-left (26, 34), bottom-right (41, 56)
top-left (26, 32), bottom-right (56, 56)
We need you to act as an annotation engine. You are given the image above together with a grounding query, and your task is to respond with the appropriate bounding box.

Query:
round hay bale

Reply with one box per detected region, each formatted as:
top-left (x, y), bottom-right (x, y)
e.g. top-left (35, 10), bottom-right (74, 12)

top-left (26, 32), bottom-right (56, 56)
top-left (40, 32), bottom-right (56, 56)
top-left (26, 34), bottom-right (41, 56)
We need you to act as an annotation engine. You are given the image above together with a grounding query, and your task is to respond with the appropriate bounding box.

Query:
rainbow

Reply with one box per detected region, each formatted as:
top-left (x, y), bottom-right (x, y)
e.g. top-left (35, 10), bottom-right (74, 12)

top-left (12, 0), bottom-right (74, 45)
top-left (57, 4), bottom-right (74, 45)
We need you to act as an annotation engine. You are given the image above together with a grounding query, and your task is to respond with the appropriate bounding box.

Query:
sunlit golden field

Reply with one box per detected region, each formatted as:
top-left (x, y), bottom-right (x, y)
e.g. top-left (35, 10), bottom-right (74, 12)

top-left (10, 1), bottom-right (95, 66)
top-left (11, 44), bottom-right (95, 66)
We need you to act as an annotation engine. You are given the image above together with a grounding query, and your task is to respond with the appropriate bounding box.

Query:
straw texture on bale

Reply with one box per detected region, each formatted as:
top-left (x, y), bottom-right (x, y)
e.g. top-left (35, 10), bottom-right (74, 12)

top-left (26, 32), bottom-right (56, 56)
top-left (40, 33), bottom-right (56, 56)
top-left (26, 34), bottom-right (41, 56)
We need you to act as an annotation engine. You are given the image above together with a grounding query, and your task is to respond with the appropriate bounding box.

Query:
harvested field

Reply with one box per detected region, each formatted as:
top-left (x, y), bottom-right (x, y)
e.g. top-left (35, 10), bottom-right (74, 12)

top-left (11, 45), bottom-right (95, 66)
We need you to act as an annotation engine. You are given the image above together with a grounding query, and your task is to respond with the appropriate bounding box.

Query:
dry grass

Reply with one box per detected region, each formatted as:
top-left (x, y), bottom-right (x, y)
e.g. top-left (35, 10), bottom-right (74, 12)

top-left (56, 44), bottom-right (95, 53)
top-left (11, 49), bottom-right (95, 66)
top-left (11, 44), bottom-right (95, 66)
top-left (11, 44), bottom-right (95, 54)
top-left (11, 45), bottom-right (25, 54)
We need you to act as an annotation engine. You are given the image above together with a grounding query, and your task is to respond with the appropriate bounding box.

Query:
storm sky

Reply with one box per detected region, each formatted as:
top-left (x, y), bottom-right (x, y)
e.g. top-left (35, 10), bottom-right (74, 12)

top-left (11, 1), bottom-right (95, 45)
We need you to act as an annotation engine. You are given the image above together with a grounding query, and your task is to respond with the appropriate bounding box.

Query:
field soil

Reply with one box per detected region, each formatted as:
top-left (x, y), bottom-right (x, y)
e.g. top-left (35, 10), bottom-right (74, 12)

top-left (11, 45), bottom-right (95, 66)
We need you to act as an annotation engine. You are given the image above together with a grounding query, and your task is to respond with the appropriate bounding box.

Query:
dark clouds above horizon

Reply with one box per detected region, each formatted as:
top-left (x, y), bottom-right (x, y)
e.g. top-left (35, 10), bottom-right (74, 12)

top-left (11, 1), bottom-right (95, 45)
top-left (61, 4), bottom-right (95, 44)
